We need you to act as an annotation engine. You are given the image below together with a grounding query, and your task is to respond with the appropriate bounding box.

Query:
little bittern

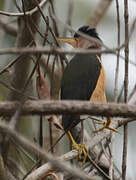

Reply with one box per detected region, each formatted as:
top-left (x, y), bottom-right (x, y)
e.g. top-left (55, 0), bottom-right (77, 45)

top-left (58, 26), bottom-right (117, 163)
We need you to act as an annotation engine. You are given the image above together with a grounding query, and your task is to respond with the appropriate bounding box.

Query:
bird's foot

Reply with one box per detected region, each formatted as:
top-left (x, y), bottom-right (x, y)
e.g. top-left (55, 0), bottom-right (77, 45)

top-left (66, 131), bottom-right (87, 164)
top-left (93, 118), bottom-right (118, 133)
top-left (72, 141), bottom-right (87, 164)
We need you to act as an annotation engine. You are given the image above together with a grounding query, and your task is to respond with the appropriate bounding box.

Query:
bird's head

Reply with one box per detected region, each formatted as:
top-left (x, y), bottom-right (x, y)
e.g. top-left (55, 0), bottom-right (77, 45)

top-left (57, 25), bottom-right (102, 49)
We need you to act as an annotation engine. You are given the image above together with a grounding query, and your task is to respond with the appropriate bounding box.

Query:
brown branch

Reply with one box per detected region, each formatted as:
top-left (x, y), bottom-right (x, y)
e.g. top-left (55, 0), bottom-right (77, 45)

top-left (114, 0), bottom-right (121, 102)
top-left (0, 46), bottom-right (118, 56)
top-left (122, 0), bottom-right (129, 179)
top-left (0, 100), bottom-right (136, 117)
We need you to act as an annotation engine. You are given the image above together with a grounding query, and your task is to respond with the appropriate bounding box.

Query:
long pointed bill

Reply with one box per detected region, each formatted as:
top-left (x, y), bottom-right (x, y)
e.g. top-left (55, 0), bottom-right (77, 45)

top-left (57, 38), bottom-right (77, 47)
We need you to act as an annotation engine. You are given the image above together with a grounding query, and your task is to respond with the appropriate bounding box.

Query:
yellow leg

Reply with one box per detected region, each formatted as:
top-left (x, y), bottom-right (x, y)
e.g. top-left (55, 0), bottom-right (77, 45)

top-left (93, 117), bottom-right (118, 133)
top-left (66, 131), bottom-right (87, 164)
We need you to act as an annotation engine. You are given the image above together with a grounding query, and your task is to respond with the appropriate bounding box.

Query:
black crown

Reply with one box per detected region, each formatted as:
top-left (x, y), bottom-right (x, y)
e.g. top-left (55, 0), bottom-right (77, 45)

top-left (74, 26), bottom-right (101, 41)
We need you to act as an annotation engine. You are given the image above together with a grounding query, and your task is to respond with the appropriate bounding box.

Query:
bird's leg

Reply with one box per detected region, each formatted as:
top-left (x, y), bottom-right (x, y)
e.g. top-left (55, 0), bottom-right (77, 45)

top-left (66, 131), bottom-right (87, 164)
top-left (93, 117), bottom-right (118, 133)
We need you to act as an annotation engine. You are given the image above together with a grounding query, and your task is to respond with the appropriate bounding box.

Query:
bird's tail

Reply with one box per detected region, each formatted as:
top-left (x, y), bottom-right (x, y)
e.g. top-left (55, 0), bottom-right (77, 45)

top-left (62, 115), bottom-right (80, 131)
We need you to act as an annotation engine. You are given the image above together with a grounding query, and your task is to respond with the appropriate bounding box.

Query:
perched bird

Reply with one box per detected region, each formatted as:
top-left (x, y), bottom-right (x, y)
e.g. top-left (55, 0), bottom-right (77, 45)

top-left (58, 26), bottom-right (117, 163)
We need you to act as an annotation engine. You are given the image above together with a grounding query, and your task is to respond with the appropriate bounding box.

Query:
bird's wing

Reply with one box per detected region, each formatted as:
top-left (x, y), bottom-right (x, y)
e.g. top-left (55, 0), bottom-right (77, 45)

top-left (61, 54), bottom-right (103, 130)
top-left (61, 54), bottom-right (102, 101)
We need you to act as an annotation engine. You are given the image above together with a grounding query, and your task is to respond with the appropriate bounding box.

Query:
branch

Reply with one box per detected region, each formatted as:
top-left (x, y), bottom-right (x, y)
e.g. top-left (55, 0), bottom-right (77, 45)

top-left (0, 100), bottom-right (136, 117)
top-left (25, 150), bottom-right (78, 180)
top-left (0, 121), bottom-right (94, 180)
top-left (0, 46), bottom-right (118, 56)
top-left (0, 0), bottom-right (48, 17)
top-left (122, 0), bottom-right (129, 179)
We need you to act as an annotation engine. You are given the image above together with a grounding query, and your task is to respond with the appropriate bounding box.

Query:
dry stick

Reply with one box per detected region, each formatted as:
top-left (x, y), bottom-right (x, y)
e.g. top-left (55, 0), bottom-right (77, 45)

top-left (122, 0), bottom-right (129, 180)
top-left (0, 0), bottom-right (48, 17)
top-left (0, 121), bottom-right (94, 180)
top-left (109, 0), bottom-right (121, 179)
top-left (114, 0), bottom-right (121, 102)
top-left (0, 46), bottom-right (120, 56)
top-left (0, 44), bottom-right (136, 66)
top-left (0, 100), bottom-right (136, 117)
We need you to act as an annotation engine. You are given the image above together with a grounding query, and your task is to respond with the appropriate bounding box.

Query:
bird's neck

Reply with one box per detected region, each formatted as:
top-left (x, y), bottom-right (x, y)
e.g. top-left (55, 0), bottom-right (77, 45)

top-left (77, 37), bottom-right (102, 49)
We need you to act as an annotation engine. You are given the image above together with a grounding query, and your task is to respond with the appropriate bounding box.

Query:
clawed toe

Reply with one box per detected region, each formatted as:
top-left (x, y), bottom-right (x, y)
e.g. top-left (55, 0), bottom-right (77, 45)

top-left (93, 118), bottom-right (118, 133)
top-left (72, 143), bottom-right (88, 164)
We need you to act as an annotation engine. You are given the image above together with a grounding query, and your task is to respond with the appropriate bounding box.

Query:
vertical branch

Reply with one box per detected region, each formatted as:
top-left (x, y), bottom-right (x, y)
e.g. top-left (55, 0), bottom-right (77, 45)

top-left (122, 0), bottom-right (129, 179)
top-left (124, 0), bottom-right (129, 103)
top-left (110, 1), bottom-right (121, 178)
top-left (114, 0), bottom-right (120, 102)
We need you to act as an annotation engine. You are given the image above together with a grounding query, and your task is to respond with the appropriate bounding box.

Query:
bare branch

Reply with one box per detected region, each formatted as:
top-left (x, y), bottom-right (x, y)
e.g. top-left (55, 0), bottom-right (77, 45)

top-left (122, 0), bottom-right (129, 179)
top-left (114, 0), bottom-right (121, 102)
top-left (0, 100), bottom-right (136, 118)
top-left (0, 121), bottom-right (95, 180)
top-left (0, 0), bottom-right (48, 17)
top-left (25, 150), bottom-right (78, 180)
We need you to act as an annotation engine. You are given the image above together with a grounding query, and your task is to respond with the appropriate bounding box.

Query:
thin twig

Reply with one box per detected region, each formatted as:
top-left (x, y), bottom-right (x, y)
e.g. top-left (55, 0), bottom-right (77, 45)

top-left (114, 0), bottom-right (121, 102)
top-left (122, 0), bottom-right (129, 180)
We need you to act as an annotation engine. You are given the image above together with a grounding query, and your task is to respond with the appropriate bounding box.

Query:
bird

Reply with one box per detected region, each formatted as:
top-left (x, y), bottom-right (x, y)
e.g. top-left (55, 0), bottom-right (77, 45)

top-left (58, 25), bottom-right (117, 163)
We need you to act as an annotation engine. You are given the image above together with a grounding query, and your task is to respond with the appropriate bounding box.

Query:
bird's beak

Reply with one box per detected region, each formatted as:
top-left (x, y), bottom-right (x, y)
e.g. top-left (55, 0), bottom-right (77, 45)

top-left (57, 38), bottom-right (77, 47)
